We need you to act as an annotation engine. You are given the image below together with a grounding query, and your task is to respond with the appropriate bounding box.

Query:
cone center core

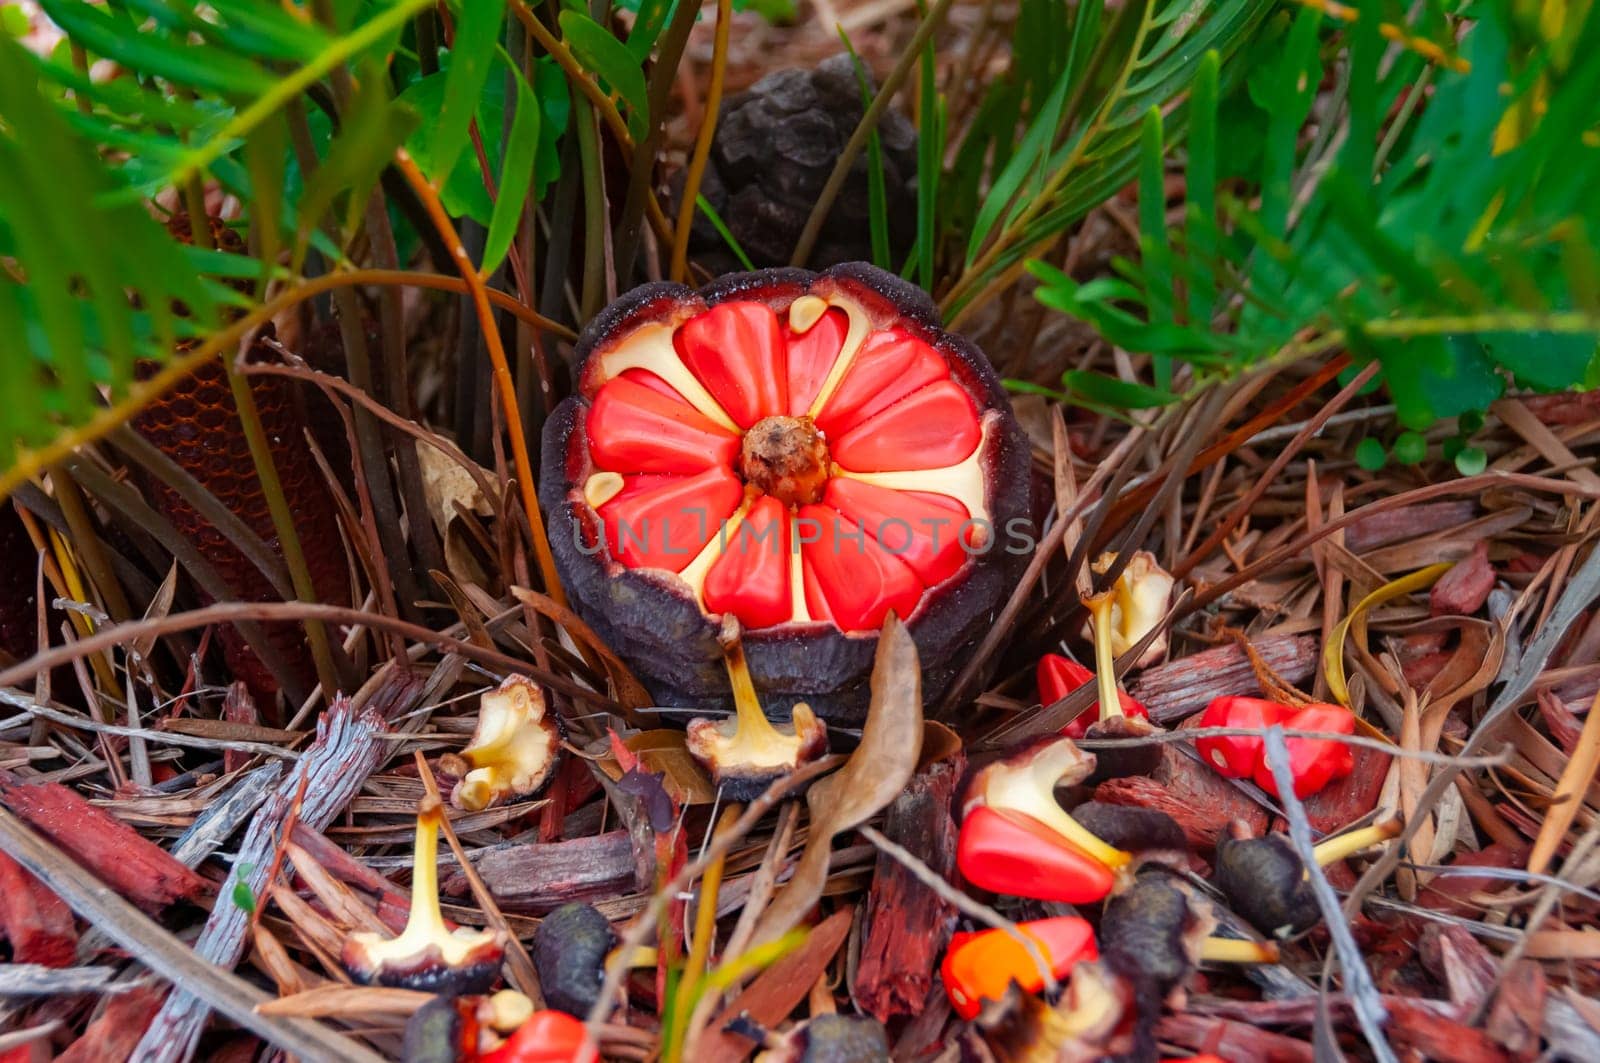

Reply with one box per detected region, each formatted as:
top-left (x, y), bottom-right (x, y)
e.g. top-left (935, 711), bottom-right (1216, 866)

top-left (740, 415), bottom-right (829, 506)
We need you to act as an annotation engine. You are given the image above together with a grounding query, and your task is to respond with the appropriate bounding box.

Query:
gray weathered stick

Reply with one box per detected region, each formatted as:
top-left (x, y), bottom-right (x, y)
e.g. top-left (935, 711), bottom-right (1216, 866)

top-left (0, 964), bottom-right (115, 996)
top-left (0, 807), bottom-right (383, 1063)
top-left (1263, 729), bottom-right (1396, 1063)
top-left (131, 697), bottom-right (391, 1063)
top-left (169, 763), bottom-right (284, 868)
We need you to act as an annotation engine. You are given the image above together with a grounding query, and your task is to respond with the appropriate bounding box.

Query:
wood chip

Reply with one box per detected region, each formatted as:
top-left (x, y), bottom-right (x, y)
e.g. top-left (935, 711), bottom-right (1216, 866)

top-left (0, 770), bottom-right (208, 915)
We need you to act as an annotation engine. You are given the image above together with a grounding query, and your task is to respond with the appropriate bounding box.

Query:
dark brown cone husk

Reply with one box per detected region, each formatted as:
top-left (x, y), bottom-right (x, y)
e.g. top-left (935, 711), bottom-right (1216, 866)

top-left (132, 215), bottom-right (349, 708)
top-left (681, 54), bottom-right (918, 271)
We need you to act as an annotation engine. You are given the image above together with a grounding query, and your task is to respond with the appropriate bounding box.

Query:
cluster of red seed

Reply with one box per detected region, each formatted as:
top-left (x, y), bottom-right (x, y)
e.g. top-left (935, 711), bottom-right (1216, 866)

top-left (583, 300), bottom-right (985, 633)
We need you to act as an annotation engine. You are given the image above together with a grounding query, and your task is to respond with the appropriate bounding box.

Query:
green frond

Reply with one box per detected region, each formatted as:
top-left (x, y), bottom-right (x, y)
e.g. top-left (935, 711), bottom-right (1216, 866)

top-left (1026, 0), bottom-right (1600, 429)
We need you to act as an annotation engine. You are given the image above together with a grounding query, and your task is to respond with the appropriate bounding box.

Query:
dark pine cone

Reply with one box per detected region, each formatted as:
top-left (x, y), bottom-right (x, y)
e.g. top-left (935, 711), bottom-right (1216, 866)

top-left (683, 54), bottom-right (918, 272)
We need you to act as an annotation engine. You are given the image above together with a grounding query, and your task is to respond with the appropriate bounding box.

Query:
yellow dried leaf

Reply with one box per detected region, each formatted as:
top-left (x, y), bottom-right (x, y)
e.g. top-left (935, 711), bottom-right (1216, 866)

top-left (1323, 562), bottom-right (1455, 706)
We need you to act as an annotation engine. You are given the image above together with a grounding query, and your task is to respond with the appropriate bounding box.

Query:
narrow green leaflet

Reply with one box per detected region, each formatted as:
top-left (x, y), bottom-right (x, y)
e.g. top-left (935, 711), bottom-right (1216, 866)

top-left (626, 0), bottom-right (673, 61)
top-left (295, 75), bottom-right (420, 267)
top-left (0, 36), bottom-right (214, 460)
top-left (399, 54), bottom-right (567, 227)
top-left (482, 62), bottom-right (543, 277)
top-left (965, 60), bottom-right (1075, 265)
top-left (696, 194), bottom-right (756, 271)
top-left (37, 0), bottom-right (276, 96)
top-left (915, 7), bottom-right (939, 288)
top-left (1063, 370), bottom-right (1179, 408)
top-left (559, 10), bottom-right (650, 142)
top-left (840, 33), bottom-right (891, 270)
top-left (1018, 0), bottom-right (1600, 430)
top-left (430, 0), bottom-right (505, 184)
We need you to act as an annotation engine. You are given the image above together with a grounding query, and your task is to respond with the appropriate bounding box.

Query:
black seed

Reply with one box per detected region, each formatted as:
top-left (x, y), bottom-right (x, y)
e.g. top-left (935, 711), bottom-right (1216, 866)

top-left (797, 1014), bottom-right (889, 1063)
top-left (1072, 802), bottom-right (1187, 854)
top-left (533, 903), bottom-right (619, 1017)
top-left (1100, 876), bottom-right (1194, 992)
top-left (1214, 833), bottom-right (1319, 937)
top-left (401, 996), bottom-right (466, 1063)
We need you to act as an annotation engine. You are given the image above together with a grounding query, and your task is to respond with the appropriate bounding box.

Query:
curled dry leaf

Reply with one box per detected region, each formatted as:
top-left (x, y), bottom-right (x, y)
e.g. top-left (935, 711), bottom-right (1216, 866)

top-left (417, 444), bottom-right (499, 585)
top-left (1323, 562), bottom-right (1454, 705)
top-left (750, 614), bottom-right (924, 948)
top-left (416, 443), bottom-right (495, 535)
top-left (596, 729), bottom-right (718, 806)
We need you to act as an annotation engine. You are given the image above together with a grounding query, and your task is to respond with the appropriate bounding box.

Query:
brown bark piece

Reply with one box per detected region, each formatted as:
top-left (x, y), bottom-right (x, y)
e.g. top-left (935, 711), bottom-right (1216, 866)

top-left (0, 850), bottom-right (77, 967)
top-left (1486, 960), bottom-right (1545, 1061)
top-left (701, 909), bottom-right (854, 1063)
top-left (1383, 996), bottom-right (1510, 1063)
top-left (854, 753), bottom-right (964, 1022)
top-left (1518, 390), bottom-right (1600, 425)
top-left (443, 830), bottom-right (645, 912)
top-left (1155, 1013), bottom-right (1314, 1062)
top-left (1415, 843), bottom-right (1527, 918)
top-left (1295, 740), bottom-right (1391, 834)
top-left (1131, 634), bottom-right (1318, 724)
top-left (1344, 501), bottom-right (1478, 552)
top-left (1432, 541), bottom-right (1496, 616)
top-left (1095, 745), bottom-right (1269, 850)
top-left (221, 681), bottom-right (259, 776)
top-left (0, 771), bottom-right (208, 915)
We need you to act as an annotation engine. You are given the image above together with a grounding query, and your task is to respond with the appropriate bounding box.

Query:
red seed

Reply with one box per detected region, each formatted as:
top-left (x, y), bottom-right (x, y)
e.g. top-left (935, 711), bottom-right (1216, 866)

top-left (1194, 697), bottom-right (1292, 778)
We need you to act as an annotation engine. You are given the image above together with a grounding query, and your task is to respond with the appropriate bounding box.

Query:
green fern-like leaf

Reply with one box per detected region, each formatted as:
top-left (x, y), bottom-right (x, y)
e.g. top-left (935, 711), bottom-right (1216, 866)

top-left (0, 37), bottom-right (220, 468)
top-left (1026, 0), bottom-right (1600, 427)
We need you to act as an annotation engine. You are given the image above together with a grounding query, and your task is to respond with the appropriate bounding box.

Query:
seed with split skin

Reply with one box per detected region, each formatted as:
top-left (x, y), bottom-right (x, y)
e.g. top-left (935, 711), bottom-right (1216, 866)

top-left (1214, 818), bottom-right (1400, 937)
top-left (961, 736), bottom-right (1131, 872)
top-left (342, 799), bottom-right (506, 995)
top-left (686, 616), bottom-right (829, 800)
top-left (447, 675), bottom-right (562, 812)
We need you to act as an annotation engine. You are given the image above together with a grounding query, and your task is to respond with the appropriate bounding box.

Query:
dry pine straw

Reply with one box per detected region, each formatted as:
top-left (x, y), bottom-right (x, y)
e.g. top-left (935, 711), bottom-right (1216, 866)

top-left (2, 371), bottom-right (1598, 1062)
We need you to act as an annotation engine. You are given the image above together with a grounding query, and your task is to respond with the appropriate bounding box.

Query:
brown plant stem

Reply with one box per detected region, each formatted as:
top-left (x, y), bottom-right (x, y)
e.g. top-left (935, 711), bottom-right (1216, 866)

top-left (216, 340), bottom-right (343, 701)
top-left (59, 458), bottom-right (312, 704)
top-left (49, 466), bottom-right (131, 624)
top-left (505, 0), bottom-right (674, 247)
top-left (285, 98), bottom-right (422, 628)
top-left (393, 148), bottom-right (565, 607)
top-left (575, 100), bottom-right (608, 321)
top-left (614, 0), bottom-right (699, 279)
top-left (106, 426), bottom-right (295, 600)
top-left (670, 0), bottom-right (731, 283)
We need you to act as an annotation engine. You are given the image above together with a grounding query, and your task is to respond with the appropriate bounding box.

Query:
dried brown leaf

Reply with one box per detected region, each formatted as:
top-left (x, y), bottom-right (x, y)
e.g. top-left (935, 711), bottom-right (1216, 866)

top-left (752, 615), bottom-right (922, 947)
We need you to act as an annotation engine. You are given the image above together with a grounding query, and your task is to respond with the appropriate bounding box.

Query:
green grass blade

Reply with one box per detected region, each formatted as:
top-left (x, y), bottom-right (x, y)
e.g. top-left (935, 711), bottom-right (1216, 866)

top-left (695, 194), bottom-right (756, 271)
top-left (916, 11), bottom-right (939, 288)
top-left (1185, 50), bottom-right (1218, 325)
top-left (483, 60), bottom-right (543, 277)
top-left (1137, 104), bottom-right (1172, 391)
top-left (431, 0), bottom-right (505, 185)
top-left (840, 31), bottom-right (891, 270)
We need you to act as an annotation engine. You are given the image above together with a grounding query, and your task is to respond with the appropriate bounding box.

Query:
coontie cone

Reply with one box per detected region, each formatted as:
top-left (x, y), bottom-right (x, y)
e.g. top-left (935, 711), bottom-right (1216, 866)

top-left (540, 263), bottom-right (1031, 719)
